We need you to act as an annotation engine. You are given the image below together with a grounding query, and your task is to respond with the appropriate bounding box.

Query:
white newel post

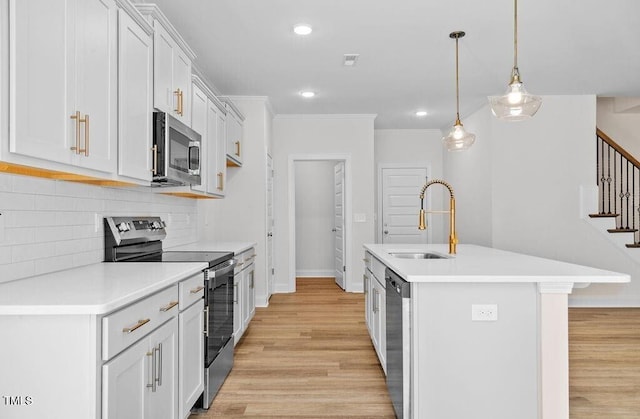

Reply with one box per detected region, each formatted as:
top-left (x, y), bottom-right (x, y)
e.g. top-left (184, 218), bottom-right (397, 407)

top-left (538, 282), bottom-right (573, 419)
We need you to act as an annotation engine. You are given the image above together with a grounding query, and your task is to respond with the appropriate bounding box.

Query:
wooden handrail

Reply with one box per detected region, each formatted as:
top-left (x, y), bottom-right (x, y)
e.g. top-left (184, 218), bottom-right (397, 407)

top-left (596, 128), bottom-right (640, 169)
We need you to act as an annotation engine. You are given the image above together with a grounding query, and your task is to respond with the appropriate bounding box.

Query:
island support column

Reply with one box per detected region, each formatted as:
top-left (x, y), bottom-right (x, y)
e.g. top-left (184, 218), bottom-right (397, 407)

top-left (538, 282), bottom-right (573, 419)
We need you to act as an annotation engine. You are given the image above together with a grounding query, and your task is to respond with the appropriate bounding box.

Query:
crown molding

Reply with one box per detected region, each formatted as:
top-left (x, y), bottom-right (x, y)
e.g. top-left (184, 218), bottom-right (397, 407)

top-left (115, 0), bottom-right (154, 35)
top-left (135, 3), bottom-right (197, 60)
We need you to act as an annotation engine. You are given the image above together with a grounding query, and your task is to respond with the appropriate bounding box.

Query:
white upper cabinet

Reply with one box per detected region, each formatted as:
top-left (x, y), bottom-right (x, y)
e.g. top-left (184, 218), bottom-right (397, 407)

top-left (9, 0), bottom-right (117, 173)
top-left (222, 99), bottom-right (244, 167)
top-left (190, 83), bottom-right (207, 193)
top-left (117, 7), bottom-right (153, 183)
top-left (189, 77), bottom-right (226, 197)
top-left (137, 4), bottom-right (196, 126)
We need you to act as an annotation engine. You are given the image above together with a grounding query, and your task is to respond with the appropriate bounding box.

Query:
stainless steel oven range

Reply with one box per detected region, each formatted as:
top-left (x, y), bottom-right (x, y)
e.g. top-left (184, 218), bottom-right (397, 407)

top-left (104, 216), bottom-right (234, 410)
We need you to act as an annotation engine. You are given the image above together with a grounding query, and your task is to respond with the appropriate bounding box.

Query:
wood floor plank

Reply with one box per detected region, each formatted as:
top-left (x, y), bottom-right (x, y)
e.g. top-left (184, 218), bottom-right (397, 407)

top-left (569, 308), bottom-right (640, 419)
top-left (190, 278), bottom-right (396, 418)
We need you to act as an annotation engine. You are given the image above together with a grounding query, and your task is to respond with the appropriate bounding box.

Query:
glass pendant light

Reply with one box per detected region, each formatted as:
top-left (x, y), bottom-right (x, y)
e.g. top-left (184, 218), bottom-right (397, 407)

top-left (442, 31), bottom-right (475, 152)
top-left (489, 0), bottom-right (541, 120)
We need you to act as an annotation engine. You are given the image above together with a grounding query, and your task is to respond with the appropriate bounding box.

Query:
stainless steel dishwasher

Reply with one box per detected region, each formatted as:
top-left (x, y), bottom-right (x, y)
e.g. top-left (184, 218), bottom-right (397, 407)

top-left (386, 268), bottom-right (411, 419)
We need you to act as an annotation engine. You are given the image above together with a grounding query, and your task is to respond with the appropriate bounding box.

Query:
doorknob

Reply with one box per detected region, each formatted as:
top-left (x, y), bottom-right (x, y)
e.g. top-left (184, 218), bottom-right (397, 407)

top-left (384, 230), bottom-right (389, 235)
top-left (331, 228), bottom-right (337, 232)
top-left (267, 232), bottom-right (273, 237)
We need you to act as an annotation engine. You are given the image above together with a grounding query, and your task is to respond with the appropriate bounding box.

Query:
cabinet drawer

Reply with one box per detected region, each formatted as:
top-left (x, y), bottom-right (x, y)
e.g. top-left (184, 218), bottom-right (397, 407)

top-left (179, 272), bottom-right (205, 310)
top-left (370, 255), bottom-right (386, 287)
top-left (102, 285), bottom-right (179, 361)
top-left (363, 251), bottom-right (373, 272)
top-left (234, 248), bottom-right (256, 274)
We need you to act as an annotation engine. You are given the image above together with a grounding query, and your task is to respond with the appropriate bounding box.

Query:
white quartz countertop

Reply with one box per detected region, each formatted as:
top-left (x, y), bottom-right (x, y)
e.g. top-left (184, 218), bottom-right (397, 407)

top-left (168, 241), bottom-right (256, 254)
top-left (0, 262), bottom-right (207, 315)
top-left (364, 244), bottom-right (630, 285)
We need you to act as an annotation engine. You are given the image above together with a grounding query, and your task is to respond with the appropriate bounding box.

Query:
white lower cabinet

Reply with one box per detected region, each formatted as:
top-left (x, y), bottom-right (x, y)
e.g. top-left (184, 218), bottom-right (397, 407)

top-left (364, 252), bottom-right (386, 373)
top-left (103, 317), bottom-right (178, 419)
top-left (233, 248), bottom-right (256, 345)
top-left (178, 300), bottom-right (204, 419)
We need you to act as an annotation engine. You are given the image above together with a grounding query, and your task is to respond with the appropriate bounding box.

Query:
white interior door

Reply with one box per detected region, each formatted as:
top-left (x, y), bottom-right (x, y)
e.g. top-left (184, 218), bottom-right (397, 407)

top-left (381, 167), bottom-right (429, 244)
top-left (266, 155), bottom-right (275, 300)
top-left (334, 162), bottom-right (345, 290)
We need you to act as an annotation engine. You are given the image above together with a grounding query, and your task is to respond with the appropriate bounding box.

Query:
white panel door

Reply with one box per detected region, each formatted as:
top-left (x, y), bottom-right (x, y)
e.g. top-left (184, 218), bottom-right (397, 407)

top-left (334, 162), bottom-right (345, 290)
top-left (381, 167), bottom-right (429, 244)
top-left (266, 155), bottom-right (274, 299)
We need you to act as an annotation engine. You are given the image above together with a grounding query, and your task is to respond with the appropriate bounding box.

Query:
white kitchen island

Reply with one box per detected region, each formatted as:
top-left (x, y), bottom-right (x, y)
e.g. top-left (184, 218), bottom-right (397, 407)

top-left (364, 243), bottom-right (629, 419)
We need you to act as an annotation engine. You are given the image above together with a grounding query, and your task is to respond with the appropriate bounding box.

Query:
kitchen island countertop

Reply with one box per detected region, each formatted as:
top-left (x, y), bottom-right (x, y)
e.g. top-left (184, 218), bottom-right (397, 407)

top-left (364, 243), bottom-right (629, 286)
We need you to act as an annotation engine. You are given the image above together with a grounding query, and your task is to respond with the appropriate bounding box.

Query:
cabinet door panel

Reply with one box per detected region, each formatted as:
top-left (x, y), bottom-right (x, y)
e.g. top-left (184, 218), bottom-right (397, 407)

top-left (153, 23), bottom-right (174, 113)
top-left (173, 49), bottom-right (192, 124)
top-left (117, 9), bottom-right (152, 182)
top-left (102, 337), bottom-right (149, 419)
top-left (9, 0), bottom-right (74, 164)
top-left (179, 301), bottom-right (204, 418)
top-left (215, 111), bottom-right (227, 196)
top-left (147, 318), bottom-right (178, 419)
top-left (75, 0), bottom-right (117, 172)
top-left (190, 85), bottom-right (207, 193)
top-left (233, 273), bottom-right (242, 345)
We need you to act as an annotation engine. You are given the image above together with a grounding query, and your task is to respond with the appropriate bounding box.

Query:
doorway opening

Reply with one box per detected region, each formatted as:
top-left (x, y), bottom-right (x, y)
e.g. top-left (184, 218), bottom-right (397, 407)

top-left (288, 155), bottom-right (352, 292)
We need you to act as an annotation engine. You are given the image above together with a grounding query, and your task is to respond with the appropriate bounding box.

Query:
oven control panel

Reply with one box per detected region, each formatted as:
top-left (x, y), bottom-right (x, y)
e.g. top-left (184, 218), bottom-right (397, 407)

top-left (104, 216), bottom-right (167, 246)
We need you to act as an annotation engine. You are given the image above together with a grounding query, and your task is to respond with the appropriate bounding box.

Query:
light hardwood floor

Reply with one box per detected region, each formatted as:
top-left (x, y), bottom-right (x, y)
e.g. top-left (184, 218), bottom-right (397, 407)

top-left (190, 279), bottom-right (640, 418)
top-left (568, 308), bottom-right (640, 418)
top-left (190, 277), bottom-right (395, 418)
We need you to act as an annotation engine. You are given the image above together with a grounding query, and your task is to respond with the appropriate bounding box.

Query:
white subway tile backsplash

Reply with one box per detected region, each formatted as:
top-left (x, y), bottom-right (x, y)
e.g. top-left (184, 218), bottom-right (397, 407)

top-left (12, 242), bottom-right (56, 263)
top-left (0, 172), bottom-right (198, 282)
top-left (0, 191), bottom-right (35, 210)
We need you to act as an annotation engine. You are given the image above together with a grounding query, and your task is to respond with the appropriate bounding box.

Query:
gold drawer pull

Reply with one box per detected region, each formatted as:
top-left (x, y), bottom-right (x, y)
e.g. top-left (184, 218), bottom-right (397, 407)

top-left (190, 285), bottom-right (205, 294)
top-left (160, 301), bottom-right (179, 312)
top-left (123, 318), bottom-right (150, 334)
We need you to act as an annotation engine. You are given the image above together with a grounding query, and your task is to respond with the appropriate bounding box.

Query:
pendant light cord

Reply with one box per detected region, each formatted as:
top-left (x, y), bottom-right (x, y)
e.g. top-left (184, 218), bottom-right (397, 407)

top-left (455, 36), bottom-right (460, 123)
top-left (513, 0), bottom-right (518, 69)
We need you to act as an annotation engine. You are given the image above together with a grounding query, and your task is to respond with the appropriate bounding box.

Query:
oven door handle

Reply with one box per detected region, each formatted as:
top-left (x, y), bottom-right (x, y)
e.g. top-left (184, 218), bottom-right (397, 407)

top-left (209, 259), bottom-right (236, 278)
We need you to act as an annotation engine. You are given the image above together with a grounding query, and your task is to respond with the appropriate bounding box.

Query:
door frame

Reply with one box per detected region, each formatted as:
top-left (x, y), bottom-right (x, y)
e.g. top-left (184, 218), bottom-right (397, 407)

top-left (377, 163), bottom-right (431, 244)
top-left (288, 154), bottom-right (353, 292)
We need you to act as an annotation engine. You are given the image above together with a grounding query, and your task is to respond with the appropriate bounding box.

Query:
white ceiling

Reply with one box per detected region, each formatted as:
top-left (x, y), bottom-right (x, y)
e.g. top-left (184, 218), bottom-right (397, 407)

top-left (148, 0), bottom-right (640, 129)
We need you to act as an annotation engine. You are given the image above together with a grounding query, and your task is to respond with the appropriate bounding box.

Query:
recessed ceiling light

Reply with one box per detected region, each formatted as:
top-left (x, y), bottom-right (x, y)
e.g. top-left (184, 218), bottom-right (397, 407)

top-left (415, 110), bottom-right (428, 117)
top-left (300, 91), bottom-right (315, 98)
top-left (293, 24), bottom-right (312, 36)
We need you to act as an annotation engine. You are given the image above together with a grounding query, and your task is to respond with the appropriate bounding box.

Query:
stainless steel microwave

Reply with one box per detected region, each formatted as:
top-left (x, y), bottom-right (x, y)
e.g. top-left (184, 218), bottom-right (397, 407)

top-left (152, 111), bottom-right (201, 186)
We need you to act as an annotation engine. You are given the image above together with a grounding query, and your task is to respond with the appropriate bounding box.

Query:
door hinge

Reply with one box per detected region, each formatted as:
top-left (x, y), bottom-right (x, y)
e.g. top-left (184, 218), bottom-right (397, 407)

top-left (271, 268), bottom-right (275, 275)
top-left (343, 265), bottom-right (346, 272)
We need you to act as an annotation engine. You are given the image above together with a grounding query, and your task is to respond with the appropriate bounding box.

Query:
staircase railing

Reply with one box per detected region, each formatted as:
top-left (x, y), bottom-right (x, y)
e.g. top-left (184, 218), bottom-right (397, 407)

top-left (596, 128), bottom-right (640, 245)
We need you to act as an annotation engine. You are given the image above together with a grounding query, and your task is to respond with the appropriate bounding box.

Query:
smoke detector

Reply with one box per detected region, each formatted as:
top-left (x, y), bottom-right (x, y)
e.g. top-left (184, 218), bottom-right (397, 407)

top-left (343, 54), bottom-right (360, 66)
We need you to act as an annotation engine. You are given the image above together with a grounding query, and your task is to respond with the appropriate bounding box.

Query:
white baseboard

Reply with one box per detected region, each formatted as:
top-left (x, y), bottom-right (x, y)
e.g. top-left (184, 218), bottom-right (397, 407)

top-left (295, 269), bottom-right (334, 278)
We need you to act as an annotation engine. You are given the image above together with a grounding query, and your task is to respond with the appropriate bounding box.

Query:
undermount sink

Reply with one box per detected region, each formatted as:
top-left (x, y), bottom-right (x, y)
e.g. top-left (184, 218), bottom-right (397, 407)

top-left (388, 252), bottom-right (449, 260)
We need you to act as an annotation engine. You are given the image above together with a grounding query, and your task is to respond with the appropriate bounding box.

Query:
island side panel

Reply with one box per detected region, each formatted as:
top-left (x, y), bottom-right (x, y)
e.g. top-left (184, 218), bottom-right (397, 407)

top-left (538, 291), bottom-right (570, 419)
top-left (411, 282), bottom-right (538, 419)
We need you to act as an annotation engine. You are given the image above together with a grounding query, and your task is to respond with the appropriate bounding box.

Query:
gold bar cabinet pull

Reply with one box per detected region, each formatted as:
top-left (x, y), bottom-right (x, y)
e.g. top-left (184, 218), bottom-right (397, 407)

top-left (81, 114), bottom-right (89, 156)
top-left (122, 318), bottom-right (150, 334)
top-left (235, 140), bottom-right (241, 157)
top-left (217, 172), bottom-right (224, 191)
top-left (70, 111), bottom-right (81, 154)
top-left (174, 88), bottom-right (181, 115)
top-left (151, 145), bottom-right (158, 175)
top-left (160, 301), bottom-right (178, 312)
top-left (190, 285), bottom-right (205, 294)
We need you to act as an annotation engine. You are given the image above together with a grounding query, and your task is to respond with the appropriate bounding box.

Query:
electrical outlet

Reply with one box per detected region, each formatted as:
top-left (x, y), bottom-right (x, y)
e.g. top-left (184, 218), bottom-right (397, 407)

top-left (472, 304), bottom-right (498, 321)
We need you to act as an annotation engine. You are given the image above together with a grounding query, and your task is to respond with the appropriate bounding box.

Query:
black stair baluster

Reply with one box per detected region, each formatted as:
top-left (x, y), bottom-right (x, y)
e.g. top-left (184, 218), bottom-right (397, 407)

top-left (607, 142), bottom-right (611, 214)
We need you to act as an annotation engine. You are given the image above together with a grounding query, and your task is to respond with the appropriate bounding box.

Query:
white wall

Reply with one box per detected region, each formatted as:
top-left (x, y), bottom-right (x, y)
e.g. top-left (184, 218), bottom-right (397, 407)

top-left (597, 97), bottom-right (640, 158)
top-left (374, 129), bottom-right (446, 243)
top-left (0, 173), bottom-right (197, 283)
top-left (198, 96), bottom-right (273, 306)
top-left (447, 96), bottom-right (640, 306)
top-left (294, 161), bottom-right (335, 277)
top-left (273, 115), bottom-right (375, 293)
